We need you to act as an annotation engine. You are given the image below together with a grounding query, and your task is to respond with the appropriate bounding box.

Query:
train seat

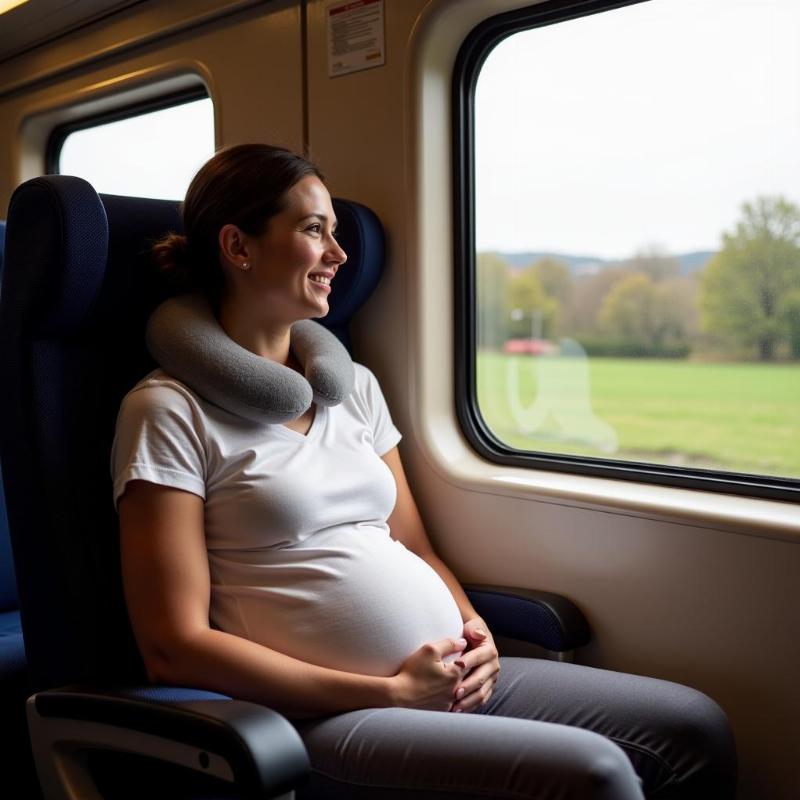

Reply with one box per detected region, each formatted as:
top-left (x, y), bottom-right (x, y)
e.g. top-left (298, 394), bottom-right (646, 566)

top-left (0, 221), bottom-right (23, 685)
top-left (0, 175), bottom-right (588, 799)
top-left (0, 219), bottom-right (44, 798)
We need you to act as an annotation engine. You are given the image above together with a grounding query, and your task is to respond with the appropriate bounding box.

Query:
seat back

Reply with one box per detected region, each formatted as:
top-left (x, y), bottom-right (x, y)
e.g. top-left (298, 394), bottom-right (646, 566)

top-left (0, 176), bottom-right (385, 694)
top-left (0, 215), bottom-right (21, 629)
top-left (0, 218), bottom-right (44, 797)
top-left (0, 469), bottom-right (19, 616)
top-left (0, 219), bottom-right (20, 616)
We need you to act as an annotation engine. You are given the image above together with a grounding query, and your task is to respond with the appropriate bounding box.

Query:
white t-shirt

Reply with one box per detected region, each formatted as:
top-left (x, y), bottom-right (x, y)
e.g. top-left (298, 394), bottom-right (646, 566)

top-left (111, 363), bottom-right (464, 677)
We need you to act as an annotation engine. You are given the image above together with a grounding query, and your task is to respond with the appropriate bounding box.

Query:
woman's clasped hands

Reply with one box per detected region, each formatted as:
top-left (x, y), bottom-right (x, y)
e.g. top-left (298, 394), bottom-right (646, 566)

top-left (390, 618), bottom-right (500, 713)
top-left (452, 617), bottom-right (500, 713)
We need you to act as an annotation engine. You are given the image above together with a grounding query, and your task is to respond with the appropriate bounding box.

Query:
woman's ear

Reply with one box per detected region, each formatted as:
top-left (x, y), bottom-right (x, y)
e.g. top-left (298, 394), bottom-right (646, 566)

top-left (218, 224), bottom-right (250, 270)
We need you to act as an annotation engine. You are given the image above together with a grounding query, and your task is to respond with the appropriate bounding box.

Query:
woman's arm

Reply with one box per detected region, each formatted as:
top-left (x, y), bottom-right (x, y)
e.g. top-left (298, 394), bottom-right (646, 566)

top-left (382, 446), bottom-right (500, 713)
top-left (119, 480), bottom-right (464, 718)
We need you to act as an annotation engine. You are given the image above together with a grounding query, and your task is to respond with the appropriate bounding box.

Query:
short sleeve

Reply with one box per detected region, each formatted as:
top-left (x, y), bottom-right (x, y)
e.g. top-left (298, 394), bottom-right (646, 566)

top-left (361, 366), bottom-right (402, 456)
top-left (111, 384), bottom-right (207, 509)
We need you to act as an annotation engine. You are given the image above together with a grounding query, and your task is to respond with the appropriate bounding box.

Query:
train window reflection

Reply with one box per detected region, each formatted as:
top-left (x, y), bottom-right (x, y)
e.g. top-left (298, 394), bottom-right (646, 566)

top-left (56, 96), bottom-right (214, 199)
top-left (472, 0), bottom-right (800, 483)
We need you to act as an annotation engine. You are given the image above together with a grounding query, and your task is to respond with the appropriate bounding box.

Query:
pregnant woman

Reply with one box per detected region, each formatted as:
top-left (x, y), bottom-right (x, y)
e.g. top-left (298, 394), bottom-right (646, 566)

top-left (112, 144), bottom-right (736, 799)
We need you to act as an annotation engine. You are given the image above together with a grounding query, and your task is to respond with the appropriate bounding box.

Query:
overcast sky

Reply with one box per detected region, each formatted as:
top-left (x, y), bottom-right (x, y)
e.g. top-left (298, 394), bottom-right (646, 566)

top-left (475, 0), bottom-right (800, 259)
top-left (59, 98), bottom-right (214, 200)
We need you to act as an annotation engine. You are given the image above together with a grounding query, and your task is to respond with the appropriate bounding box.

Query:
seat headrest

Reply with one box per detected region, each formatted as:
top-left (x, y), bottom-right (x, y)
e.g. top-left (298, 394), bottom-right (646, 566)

top-left (3, 176), bottom-right (108, 336)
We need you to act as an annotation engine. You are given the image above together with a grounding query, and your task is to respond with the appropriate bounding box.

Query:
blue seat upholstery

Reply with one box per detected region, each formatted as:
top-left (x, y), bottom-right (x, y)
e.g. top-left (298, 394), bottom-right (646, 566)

top-left (0, 222), bottom-right (18, 617)
top-left (0, 460), bottom-right (27, 751)
top-left (0, 219), bottom-right (43, 797)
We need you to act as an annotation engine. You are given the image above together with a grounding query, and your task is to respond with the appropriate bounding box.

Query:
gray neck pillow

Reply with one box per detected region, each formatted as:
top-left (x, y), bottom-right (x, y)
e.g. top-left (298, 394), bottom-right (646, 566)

top-left (145, 293), bottom-right (355, 423)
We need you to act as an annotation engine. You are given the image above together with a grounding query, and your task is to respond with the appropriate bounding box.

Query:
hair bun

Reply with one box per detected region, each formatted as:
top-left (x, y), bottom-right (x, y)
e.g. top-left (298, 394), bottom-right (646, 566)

top-left (151, 231), bottom-right (192, 289)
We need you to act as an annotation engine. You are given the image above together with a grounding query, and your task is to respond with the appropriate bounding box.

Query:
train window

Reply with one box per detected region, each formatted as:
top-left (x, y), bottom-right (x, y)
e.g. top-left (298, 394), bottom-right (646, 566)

top-left (50, 93), bottom-right (214, 199)
top-left (454, 0), bottom-right (800, 500)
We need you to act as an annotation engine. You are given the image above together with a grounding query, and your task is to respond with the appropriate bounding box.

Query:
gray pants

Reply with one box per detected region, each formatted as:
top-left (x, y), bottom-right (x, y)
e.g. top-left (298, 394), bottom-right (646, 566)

top-left (292, 658), bottom-right (736, 799)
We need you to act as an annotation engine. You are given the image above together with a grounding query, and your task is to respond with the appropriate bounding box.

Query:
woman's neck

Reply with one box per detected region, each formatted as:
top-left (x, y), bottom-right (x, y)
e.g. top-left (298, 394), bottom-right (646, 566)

top-left (217, 295), bottom-right (294, 367)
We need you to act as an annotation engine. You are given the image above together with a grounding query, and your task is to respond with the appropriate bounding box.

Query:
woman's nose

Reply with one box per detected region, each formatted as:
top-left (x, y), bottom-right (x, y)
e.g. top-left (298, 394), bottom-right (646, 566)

top-left (328, 237), bottom-right (347, 266)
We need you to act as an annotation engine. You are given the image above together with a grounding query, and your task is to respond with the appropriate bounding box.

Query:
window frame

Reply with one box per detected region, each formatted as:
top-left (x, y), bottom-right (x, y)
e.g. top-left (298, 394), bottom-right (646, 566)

top-left (46, 86), bottom-right (210, 175)
top-left (452, 0), bottom-right (800, 503)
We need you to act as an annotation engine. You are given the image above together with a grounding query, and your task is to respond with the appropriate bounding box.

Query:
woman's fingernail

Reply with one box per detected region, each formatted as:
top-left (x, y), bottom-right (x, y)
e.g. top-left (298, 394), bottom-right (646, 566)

top-left (454, 707), bottom-right (462, 713)
top-left (456, 687), bottom-right (465, 699)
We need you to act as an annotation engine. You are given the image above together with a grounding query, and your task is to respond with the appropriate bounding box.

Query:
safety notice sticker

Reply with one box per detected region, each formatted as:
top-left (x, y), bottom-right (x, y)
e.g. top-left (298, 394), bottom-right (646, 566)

top-left (327, 0), bottom-right (385, 78)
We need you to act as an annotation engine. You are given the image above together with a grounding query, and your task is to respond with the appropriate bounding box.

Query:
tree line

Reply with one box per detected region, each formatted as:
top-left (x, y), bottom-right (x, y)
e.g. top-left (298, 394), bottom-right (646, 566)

top-left (478, 196), bottom-right (800, 361)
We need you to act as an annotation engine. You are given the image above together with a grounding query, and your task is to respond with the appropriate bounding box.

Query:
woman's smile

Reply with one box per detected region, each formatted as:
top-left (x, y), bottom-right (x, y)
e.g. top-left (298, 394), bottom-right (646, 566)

top-left (308, 271), bottom-right (333, 293)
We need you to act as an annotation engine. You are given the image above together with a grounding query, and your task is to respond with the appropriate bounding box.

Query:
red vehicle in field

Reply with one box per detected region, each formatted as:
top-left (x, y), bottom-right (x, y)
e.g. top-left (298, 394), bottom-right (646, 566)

top-left (502, 338), bottom-right (557, 356)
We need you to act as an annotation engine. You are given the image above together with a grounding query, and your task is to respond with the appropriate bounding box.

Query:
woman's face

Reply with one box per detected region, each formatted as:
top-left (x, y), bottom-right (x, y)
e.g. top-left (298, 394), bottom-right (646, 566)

top-left (241, 175), bottom-right (347, 321)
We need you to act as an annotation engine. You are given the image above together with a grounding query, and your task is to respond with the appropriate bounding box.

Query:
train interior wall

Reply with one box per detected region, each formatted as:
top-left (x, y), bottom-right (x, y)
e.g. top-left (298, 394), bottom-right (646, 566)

top-left (0, 1), bottom-right (797, 797)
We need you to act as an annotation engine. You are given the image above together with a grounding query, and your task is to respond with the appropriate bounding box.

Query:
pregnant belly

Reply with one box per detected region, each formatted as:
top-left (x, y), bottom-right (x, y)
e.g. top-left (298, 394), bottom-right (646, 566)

top-left (209, 527), bottom-right (465, 676)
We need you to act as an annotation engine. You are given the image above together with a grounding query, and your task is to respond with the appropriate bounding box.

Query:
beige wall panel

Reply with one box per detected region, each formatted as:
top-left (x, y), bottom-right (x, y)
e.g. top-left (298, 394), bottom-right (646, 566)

top-left (308, 1), bottom-right (798, 798)
top-left (425, 484), bottom-right (799, 800)
top-left (0, 0), bottom-right (303, 210)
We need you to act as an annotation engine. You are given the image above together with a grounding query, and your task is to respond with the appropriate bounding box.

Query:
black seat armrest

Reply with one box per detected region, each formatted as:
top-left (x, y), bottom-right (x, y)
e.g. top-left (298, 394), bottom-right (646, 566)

top-left (464, 584), bottom-right (590, 653)
top-left (28, 685), bottom-right (309, 799)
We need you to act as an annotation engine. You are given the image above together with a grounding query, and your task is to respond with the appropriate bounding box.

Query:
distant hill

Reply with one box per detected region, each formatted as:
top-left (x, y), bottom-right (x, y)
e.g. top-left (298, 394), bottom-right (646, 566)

top-left (488, 250), bottom-right (716, 277)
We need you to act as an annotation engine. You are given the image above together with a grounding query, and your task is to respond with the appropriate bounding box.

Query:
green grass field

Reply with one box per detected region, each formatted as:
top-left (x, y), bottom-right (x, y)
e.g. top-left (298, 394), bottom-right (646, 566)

top-left (477, 352), bottom-right (800, 478)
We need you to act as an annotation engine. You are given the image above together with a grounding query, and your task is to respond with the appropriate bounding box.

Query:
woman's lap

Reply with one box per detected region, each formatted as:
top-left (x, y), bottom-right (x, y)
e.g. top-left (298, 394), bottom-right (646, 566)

top-left (293, 703), bottom-right (644, 800)
top-left (292, 657), bottom-right (736, 799)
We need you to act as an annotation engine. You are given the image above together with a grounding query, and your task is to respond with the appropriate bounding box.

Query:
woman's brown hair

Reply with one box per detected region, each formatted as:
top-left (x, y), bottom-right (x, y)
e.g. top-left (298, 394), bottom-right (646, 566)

top-left (152, 144), bottom-right (324, 306)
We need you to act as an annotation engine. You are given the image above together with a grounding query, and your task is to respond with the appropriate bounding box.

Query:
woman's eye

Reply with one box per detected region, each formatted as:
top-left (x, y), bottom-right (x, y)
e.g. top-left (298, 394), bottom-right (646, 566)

top-left (306, 223), bottom-right (322, 234)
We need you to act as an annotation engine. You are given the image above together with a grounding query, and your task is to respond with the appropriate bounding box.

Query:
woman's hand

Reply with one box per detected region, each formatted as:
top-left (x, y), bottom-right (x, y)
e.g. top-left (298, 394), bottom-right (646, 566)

top-left (451, 618), bottom-right (500, 713)
top-left (390, 637), bottom-right (468, 711)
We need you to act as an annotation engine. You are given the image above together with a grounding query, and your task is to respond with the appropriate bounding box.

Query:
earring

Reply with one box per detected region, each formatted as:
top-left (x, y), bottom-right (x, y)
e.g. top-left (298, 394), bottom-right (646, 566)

top-left (241, 261), bottom-right (249, 271)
